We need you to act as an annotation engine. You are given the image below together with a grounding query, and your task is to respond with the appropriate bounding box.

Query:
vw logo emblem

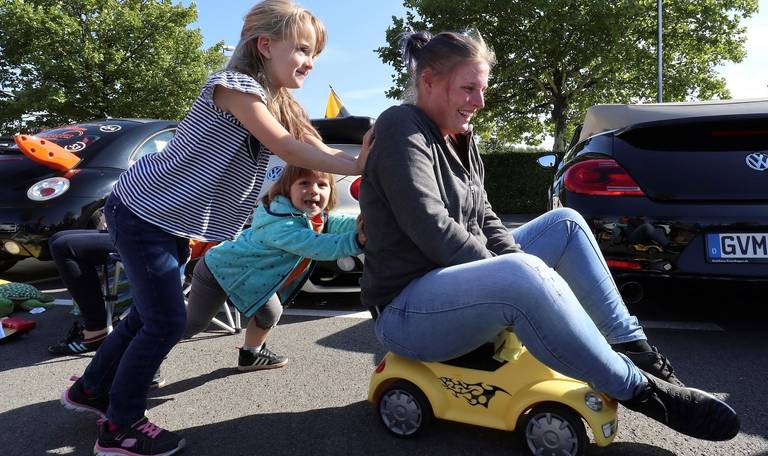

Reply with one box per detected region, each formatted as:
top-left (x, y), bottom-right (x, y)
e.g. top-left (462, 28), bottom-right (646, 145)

top-left (267, 166), bottom-right (284, 181)
top-left (65, 141), bottom-right (86, 152)
top-left (746, 152), bottom-right (768, 171)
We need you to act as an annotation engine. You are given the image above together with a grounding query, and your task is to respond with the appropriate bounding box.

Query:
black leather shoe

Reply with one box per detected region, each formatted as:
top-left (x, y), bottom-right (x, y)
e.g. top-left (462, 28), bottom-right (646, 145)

top-left (620, 371), bottom-right (739, 441)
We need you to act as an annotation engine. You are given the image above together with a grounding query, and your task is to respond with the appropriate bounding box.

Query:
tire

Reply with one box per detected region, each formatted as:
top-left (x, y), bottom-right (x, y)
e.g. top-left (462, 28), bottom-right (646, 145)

top-left (377, 380), bottom-right (433, 438)
top-left (0, 259), bottom-right (18, 273)
top-left (520, 403), bottom-right (587, 456)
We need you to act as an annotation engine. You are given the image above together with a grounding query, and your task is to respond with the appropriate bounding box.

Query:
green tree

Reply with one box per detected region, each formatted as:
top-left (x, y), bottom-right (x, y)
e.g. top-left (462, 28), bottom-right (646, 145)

top-left (0, 0), bottom-right (227, 134)
top-left (377, 0), bottom-right (757, 152)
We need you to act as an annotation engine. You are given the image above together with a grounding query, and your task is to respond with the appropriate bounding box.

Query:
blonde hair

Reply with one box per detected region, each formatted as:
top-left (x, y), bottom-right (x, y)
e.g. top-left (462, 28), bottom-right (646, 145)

top-left (227, 0), bottom-right (326, 140)
top-left (264, 165), bottom-right (338, 212)
top-left (401, 30), bottom-right (495, 103)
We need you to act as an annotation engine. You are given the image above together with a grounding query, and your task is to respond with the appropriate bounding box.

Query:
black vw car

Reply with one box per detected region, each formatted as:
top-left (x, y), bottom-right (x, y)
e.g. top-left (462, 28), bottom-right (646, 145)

top-left (539, 99), bottom-right (768, 303)
top-left (0, 119), bottom-right (177, 271)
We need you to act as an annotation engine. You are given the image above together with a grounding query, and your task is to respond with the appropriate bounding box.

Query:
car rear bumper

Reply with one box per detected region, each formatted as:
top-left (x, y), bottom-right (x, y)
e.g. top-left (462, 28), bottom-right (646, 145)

top-left (0, 196), bottom-right (100, 260)
top-left (565, 194), bottom-right (768, 280)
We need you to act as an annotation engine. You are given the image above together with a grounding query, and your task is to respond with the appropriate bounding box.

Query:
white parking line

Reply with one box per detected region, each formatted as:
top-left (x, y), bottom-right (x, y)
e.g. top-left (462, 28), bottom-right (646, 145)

top-left (283, 308), bottom-right (372, 319)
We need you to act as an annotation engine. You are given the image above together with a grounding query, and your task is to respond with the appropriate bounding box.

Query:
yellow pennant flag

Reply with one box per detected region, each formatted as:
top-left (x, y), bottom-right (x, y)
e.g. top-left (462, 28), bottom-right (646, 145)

top-left (325, 86), bottom-right (350, 118)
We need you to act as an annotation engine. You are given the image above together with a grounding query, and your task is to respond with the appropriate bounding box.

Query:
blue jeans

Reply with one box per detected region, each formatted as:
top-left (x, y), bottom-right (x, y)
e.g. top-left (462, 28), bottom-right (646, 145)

top-left (80, 192), bottom-right (189, 424)
top-left (374, 208), bottom-right (646, 400)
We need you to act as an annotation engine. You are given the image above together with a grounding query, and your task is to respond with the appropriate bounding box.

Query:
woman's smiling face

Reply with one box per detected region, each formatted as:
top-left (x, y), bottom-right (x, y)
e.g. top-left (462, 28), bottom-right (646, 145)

top-left (418, 60), bottom-right (489, 137)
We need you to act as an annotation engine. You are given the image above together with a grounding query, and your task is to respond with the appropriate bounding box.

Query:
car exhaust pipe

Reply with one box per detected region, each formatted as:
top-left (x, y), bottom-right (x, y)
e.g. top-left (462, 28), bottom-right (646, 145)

top-left (619, 281), bottom-right (644, 305)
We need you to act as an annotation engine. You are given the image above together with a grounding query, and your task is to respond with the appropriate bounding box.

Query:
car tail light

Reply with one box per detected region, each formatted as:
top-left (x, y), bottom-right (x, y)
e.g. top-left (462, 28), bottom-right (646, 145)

top-left (350, 177), bottom-right (362, 200)
top-left (564, 159), bottom-right (644, 196)
top-left (606, 259), bottom-right (642, 270)
top-left (27, 177), bottom-right (70, 201)
top-left (375, 358), bottom-right (386, 373)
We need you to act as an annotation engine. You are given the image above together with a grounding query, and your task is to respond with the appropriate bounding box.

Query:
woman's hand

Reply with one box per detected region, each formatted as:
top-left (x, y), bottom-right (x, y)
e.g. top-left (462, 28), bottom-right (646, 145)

top-left (356, 127), bottom-right (375, 174)
top-left (356, 214), bottom-right (367, 246)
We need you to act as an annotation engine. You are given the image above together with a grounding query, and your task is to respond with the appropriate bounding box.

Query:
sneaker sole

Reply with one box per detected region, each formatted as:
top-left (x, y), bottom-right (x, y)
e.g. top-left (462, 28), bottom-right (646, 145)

top-left (237, 359), bottom-right (288, 372)
top-left (48, 346), bottom-right (99, 356)
top-left (94, 438), bottom-right (186, 456)
top-left (60, 387), bottom-right (107, 419)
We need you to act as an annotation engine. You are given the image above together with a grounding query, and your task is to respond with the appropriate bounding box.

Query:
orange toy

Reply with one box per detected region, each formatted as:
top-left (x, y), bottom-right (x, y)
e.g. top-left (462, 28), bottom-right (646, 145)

top-left (14, 134), bottom-right (80, 171)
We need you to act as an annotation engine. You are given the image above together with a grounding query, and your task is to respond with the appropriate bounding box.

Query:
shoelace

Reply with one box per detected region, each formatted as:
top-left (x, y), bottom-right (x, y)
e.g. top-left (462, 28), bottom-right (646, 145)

top-left (135, 419), bottom-right (163, 439)
top-left (259, 345), bottom-right (279, 360)
top-left (649, 348), bottom-right (676, 378)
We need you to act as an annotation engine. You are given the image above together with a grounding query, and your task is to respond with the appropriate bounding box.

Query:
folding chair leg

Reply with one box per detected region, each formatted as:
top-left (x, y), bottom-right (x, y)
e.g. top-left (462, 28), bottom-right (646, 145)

top-left (207, 300), bottom-right (238, 334)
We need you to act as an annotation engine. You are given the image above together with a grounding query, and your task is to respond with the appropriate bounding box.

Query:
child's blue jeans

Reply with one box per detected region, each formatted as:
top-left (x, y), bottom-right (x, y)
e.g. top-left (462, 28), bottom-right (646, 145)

top-left (374, 208), bottom-right (647, 400)
top-left (81, 192), bottom-right (189, 424)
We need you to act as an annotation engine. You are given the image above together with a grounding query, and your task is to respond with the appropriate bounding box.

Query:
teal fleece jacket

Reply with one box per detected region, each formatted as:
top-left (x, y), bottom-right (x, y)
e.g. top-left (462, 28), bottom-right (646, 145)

top-left (204, 195), bottom-right (362, 317)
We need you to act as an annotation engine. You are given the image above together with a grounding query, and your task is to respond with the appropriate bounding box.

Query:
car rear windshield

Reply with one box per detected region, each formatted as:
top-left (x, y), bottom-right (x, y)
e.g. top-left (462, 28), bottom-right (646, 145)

top-left (0, 122), bottom-right (131, 156)
top-left (617, 117), bottom-right (768, 152)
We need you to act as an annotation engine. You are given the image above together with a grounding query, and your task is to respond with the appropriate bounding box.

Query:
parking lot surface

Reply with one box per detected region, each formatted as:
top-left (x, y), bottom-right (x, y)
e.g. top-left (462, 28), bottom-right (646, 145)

top-left (2, 287), bottom-right (768, 456)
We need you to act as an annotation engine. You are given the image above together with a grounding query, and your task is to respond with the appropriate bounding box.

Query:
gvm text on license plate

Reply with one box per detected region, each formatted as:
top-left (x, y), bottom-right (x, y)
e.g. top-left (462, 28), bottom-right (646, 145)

top-left (706, 233), bottom-right (768, 263)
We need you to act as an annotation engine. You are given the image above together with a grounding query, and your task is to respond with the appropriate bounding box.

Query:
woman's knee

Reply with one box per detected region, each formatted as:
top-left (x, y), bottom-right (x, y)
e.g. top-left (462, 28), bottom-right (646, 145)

top-left (550, 207), bottom-right (588, 229)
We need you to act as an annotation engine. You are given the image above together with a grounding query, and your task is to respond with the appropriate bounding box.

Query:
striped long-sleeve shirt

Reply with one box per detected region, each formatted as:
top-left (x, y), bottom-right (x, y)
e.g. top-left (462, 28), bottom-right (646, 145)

top-left (113, 71), bottom-right (274, 241)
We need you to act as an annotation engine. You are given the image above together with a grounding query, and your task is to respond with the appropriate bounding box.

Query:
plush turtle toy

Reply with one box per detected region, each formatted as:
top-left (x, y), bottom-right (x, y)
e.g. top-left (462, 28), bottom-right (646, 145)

top-left (0, 282), bottom-right (55, 317)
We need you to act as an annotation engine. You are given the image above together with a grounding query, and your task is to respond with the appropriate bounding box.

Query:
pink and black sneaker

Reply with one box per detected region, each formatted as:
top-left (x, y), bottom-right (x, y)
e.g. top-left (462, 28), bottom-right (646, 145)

top-left (60, 376), bottom-right (108, 418)
top-left (94, 417), bottom-right (185, 456)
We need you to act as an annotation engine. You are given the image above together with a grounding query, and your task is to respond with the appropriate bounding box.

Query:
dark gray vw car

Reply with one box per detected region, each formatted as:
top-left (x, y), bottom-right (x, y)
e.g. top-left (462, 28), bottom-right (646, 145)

top-left (539, 99), bottom-right (768, 302)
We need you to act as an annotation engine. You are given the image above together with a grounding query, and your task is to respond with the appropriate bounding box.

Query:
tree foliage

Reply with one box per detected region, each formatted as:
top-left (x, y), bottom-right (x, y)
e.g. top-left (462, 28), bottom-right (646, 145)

top-left (0, 0), bottom-right (227, 134)
top-left (377, 0), bottom-right (757, 152)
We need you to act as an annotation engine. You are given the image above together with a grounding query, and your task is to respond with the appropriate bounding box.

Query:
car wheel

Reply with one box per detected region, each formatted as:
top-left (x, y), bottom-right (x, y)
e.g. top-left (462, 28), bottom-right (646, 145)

top-left (520, 403), bottom-right (587, 456)
top-left (0, 259), bottom-right (18, 273)
top-left (377, 380), bottom-right (433, 438)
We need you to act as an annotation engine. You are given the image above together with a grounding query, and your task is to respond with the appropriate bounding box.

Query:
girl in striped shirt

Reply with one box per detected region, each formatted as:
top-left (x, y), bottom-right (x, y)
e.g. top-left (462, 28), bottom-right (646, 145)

top-left (60, 2), bottom-right (372, 455)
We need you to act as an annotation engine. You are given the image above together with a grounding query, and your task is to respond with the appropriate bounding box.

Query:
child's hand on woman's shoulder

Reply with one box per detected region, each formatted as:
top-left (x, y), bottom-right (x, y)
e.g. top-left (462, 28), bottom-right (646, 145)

top-left (356, 214), bottom-right (367, 246)
top-left (357, 127), bottom-right (375, 173)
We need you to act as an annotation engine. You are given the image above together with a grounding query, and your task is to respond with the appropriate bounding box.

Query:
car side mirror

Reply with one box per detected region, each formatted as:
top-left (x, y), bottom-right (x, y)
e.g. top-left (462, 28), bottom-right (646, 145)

top-left (537, 154), bottom-right (557, 169)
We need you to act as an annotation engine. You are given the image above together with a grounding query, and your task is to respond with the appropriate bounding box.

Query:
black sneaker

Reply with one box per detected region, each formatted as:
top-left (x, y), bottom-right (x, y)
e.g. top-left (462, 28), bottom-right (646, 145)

top-left (620, 371), bottom-right (739, 441)
top-left (621, 346), bottom-right (684, 387)
top-left (48, 322), bottom-right (106, 356)
top-left (237, 344), bottom-right (288, 371)
top-left (60, 375), bottom-right (109, 419)
top-left (94, 417), bottom-right (185, 456)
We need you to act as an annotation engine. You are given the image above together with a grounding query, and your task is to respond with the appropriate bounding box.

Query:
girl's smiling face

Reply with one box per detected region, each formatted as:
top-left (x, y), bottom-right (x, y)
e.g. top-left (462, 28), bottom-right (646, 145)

top-left (261, 27), bottom-right (316, 90)
top-left (289, 173), bottom-right (331, 216)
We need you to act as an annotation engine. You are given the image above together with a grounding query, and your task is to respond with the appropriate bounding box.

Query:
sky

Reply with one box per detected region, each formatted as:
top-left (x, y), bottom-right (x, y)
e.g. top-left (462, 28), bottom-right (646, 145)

top-left (186, 0), bottom-right (768, 121)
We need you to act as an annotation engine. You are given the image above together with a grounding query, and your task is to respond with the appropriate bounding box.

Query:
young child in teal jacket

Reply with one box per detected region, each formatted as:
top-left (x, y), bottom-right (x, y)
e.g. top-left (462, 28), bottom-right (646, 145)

top-left (185, 165), bottom-right (365, 370)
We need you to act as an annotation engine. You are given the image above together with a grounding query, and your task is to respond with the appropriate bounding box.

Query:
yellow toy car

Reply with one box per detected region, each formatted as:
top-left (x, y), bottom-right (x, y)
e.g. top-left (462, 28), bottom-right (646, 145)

top-left (368, 330), bottom-right (618, 456)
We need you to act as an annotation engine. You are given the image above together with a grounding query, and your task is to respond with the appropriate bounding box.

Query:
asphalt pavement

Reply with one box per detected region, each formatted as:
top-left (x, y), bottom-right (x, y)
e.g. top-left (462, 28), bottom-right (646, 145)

top-left (2, 214), bottom-right (768, 456)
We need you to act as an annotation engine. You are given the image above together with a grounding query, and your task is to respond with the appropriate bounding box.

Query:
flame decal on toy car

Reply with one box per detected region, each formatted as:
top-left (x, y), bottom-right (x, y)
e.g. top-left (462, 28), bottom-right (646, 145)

top-left (439, 377), bottom-right (509, 408)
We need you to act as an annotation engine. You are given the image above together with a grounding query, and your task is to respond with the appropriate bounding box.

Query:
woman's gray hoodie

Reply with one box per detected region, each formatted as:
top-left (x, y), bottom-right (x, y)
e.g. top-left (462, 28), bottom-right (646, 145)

top-left (360, 104), bottom-right (520, 309)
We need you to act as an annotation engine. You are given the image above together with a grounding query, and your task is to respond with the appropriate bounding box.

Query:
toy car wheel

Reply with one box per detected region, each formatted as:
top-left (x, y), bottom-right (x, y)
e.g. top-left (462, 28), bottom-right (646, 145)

top-left (520, 403), bottom-right (587, 456)
top-left (377, 380), bottom-right (433, 438)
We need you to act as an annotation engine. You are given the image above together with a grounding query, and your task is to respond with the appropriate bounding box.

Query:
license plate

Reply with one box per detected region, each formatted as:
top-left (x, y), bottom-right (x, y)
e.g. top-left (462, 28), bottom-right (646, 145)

top-left (706, 233), bottom-right (768, 263)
